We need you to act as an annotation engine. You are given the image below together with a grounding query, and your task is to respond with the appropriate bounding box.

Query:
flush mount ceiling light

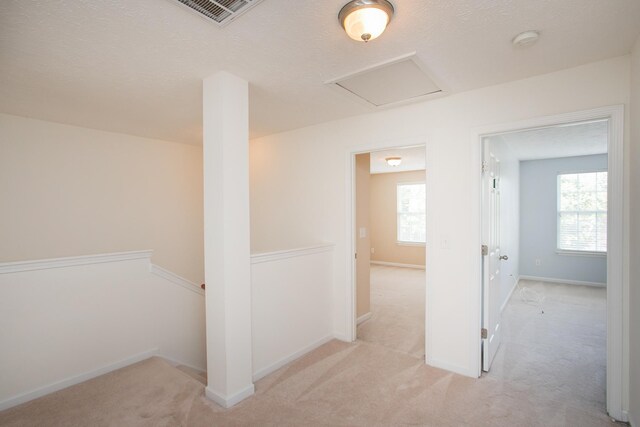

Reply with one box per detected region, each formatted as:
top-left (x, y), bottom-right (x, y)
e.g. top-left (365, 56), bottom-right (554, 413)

top-left (512, 30), bottom-right (540, 48)
top-left (385, 156), bottom-right (402, 166)
top-left (339, 0), bottom-right (395, 42)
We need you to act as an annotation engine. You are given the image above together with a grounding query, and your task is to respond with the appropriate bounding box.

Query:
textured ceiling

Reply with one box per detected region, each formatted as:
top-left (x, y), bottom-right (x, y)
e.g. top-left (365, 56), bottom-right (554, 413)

top-left (488, 120), bottom-right (608, 160)
top-left (1, 0), bottom-right (639, 144)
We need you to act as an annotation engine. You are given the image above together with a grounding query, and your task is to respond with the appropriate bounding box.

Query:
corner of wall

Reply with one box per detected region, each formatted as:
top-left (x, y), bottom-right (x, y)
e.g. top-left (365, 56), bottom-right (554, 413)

top-left (628, 32), bottom-right (640, 427)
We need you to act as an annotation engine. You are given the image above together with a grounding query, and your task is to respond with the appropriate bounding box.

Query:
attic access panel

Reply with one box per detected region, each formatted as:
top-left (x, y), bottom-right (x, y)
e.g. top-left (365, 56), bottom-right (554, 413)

top-left (173, 0), bottom-right (264, 26)
top-left (328, 55), bottom-right (444, 108)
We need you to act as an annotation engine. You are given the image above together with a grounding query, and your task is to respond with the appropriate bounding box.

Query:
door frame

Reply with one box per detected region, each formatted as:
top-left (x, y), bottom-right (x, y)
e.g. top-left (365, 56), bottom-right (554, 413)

top-left (470, 105), bottom-right (626, 421)
top-left (345, 139), bottom-right (428, 349)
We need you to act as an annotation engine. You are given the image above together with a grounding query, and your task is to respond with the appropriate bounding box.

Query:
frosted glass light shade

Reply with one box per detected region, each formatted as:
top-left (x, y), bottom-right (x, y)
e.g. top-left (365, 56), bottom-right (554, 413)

top-left (339, 0), bottom-right (394, 42)
top-left (386, 157), bottom-right (402, 166)
top-left (344, 8), bottom-right (389, 42)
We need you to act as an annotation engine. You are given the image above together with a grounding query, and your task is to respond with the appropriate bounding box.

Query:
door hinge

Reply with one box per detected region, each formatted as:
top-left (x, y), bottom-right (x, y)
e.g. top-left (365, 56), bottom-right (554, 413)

top-left (481, 245), bottom-right (488, 256)
top-left (481, 328), bottom-right (488, 339)
top-left (355, 253), bottom-right (357, 259)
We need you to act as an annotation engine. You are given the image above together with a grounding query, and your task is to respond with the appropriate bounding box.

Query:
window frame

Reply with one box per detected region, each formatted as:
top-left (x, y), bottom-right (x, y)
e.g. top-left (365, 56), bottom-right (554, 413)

top-left (396, 181), bottom-right (426, 246)
top-left (556, 169), bottom-right (607, 256)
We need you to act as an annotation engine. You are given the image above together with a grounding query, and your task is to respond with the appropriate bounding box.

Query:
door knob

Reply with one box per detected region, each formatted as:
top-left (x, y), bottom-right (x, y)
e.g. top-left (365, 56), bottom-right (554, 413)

top-left (499, 255), bottom-right (509, 261)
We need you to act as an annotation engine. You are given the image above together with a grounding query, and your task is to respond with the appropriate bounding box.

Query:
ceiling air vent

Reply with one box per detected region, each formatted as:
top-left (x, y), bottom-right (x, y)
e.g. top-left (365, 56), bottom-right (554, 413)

top-left (173, 0), bottom-right (264, 26)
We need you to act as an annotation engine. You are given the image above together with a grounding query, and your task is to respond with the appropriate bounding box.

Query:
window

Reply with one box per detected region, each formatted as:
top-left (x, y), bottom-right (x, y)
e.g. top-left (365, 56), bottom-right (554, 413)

top-left (397, 183), bottom-right (426, 244)
top-left (557, 171), bottom-right (607, 253)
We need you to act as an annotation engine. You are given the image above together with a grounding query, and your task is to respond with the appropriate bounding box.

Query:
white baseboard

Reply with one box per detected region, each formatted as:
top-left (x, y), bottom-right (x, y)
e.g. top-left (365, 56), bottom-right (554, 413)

top-left (370, 261), bottom-right (425, 270)
top-left (0, 348), bottom-right (158, 411)
top-left (620, 410), bottom-right (630, 424)
top-left (500, 276), bottom-right (520, 314)
top-left (357, 312), bottom-right (372, 325)
top-left (157, 354), bottom-right (206, 374)
top-left (205, 384), bottom-right (255, 408)
top-left (252, 335), bottom-right (334, 382)
top-left (519, 275), bottom-right (606, 288)
top-left (626, 409), bottom-right (635, 426)
top-left (333, 332), bottom-right (351, 342)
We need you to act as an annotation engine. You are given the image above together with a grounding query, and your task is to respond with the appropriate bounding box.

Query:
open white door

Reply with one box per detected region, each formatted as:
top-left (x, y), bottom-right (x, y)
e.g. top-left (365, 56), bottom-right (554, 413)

top-left (482, 140), bottom-right (502, 372)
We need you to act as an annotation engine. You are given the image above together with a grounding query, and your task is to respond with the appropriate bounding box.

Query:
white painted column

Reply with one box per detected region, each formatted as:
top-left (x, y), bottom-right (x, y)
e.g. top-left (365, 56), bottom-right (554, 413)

top-left (203, 71), bottom-right (254, 408)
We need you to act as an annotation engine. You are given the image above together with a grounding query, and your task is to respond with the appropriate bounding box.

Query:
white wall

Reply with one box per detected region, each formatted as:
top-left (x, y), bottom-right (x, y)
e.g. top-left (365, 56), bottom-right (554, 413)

top-left (629, 35), bottom-right (640, 427)
top-left (0, 114), bottom-right (204, 283)
top-left (250, 245), bottom-right (334, 380)
top-left (248, 56), bottom-right (631, 379)
top-left (249, 135), bottom-right (330, 254)
top-left (519, 154), bottom-right (608, 285)
top-left (485, 137), bottom-right (520, 309)
top-left (0, 252), bottom-right (206, 410)
top-left (0, 244), bottom-right (335, 410)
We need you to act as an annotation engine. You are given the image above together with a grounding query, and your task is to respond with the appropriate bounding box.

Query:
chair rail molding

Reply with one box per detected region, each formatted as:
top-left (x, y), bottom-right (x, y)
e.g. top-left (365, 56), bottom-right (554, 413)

top-left (250, 243), bottom-right (335, 265)
top-left (0, 250), bottom-right (153, 274)
top-left (149, 264), bottom-right (204, 296)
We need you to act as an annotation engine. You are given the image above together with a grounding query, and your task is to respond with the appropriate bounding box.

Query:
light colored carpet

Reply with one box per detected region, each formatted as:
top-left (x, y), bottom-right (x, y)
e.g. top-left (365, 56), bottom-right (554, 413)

top-left (487, 280), bottom-right (610, 424)
top-left (0, 357), bottom-right (203, 427)
top-left (175, 365), bottom-right (207, 386)
top-left (0, 279), bottom-right (614, 426)
top-left (357, 264), bottom-right (425, 359)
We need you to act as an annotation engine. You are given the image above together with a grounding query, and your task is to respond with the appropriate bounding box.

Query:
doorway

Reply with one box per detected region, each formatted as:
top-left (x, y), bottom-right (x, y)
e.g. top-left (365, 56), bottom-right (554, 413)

top-left (350, 145), bottom-right (427, 360)
top-left (475, 106), bottom-right (625, 421)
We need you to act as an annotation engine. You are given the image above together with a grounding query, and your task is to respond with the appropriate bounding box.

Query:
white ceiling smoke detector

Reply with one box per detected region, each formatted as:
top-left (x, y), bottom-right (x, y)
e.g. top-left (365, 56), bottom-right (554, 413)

top-left (512, 30), bottom-right (540, 47)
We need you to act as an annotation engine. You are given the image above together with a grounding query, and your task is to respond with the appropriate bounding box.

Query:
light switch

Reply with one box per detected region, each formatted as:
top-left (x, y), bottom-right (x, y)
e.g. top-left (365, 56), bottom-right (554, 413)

top-left (359, 227), bottom-right (367, 238)
top-left (440, 236), bottom-right (450, 249)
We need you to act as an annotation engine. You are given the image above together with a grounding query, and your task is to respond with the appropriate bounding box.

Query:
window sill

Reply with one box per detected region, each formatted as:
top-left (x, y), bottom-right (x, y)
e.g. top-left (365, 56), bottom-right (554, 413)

top-left (556, 250), bottom-right (606, 258)
top-left (396, 241), bottom-right (426, 247)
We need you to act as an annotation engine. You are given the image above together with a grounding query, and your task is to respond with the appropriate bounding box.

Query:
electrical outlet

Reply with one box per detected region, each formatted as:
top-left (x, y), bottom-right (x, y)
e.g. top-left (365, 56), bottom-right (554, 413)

top-left (535, 259), bottom-right (541, 266)
top-left (370, 247), bottom-right (375, 254)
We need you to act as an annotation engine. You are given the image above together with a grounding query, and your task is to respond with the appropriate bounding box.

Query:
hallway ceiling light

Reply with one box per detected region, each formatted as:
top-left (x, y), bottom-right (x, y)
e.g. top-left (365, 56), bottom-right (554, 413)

top-left (512, 30), bottom-right (540, 48)
top-left (385, 156), bottom-right (402, 166)
top-left (339, 0), bottom-right (395, 42)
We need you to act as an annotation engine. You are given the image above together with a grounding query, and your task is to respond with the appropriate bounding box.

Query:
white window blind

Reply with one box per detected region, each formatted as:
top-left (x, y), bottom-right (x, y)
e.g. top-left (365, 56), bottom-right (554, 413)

top-left (397, 183), bottom-right (426, 244)
top-left (557, 171), bottom-right (607, 253)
